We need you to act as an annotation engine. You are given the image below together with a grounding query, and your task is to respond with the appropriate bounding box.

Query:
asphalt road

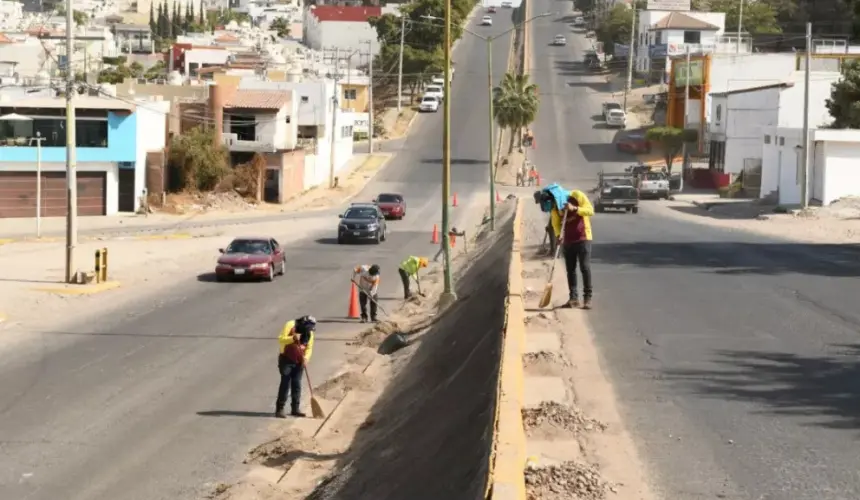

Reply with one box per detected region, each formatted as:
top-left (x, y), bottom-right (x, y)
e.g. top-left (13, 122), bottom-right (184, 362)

top-left (529, 3), bottom-right (860, 499)
top-left (0, 11), bottom-right (514, 500)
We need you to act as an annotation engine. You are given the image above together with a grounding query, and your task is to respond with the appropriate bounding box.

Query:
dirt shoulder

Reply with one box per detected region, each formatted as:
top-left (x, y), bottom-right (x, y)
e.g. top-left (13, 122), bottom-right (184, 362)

top-left (519, 204), bottom-right (657, 500)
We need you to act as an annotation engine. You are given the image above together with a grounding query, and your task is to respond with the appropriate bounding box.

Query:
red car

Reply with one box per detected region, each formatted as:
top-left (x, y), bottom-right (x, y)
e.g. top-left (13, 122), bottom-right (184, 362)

top-left (488, 5), bottom-right (497, 13)
top-left (215, 237), bottom-right (286, 282)
top-left (616, 132), bottom-right (652, 154)
top-left (374, 193), bottom-right (407, 220)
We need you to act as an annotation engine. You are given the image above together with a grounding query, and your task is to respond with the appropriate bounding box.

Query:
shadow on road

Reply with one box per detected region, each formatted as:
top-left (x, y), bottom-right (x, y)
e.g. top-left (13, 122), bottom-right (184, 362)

top-left (197, 410), bottom-right (273, 418)
top-left (592, 241), bottom-right (860, 277)
top-left (668, 204), bottom-right (772, 221)
top-left (665, 345), bottom-right (860, 430)
top-left (420, 158), bottom-right (487, 165)
top-left (579, 143), bottom-right (628, 163)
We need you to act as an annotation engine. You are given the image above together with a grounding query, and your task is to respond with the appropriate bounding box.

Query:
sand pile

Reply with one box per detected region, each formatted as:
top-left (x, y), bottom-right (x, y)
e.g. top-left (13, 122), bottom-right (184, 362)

top-left (522, 402), bottom-right (607, 437)
top-left (525, 461), bottom-right (609, 500)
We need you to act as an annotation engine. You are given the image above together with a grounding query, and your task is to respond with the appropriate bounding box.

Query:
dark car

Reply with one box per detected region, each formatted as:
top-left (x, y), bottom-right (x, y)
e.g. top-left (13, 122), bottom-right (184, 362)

top-left (338, 204), bottom-right (388, 244)
top-left (215, 237), bottom-right (286, 282)
top-left (374, 193), bottom-right (406, 219)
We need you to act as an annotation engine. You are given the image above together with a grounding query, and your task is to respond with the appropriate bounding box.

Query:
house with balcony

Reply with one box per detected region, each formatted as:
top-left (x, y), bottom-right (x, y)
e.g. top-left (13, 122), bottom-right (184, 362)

top-left (636, 10), bottom-right (744, 83)
top-left (0, 95), bottom-right (169, 218)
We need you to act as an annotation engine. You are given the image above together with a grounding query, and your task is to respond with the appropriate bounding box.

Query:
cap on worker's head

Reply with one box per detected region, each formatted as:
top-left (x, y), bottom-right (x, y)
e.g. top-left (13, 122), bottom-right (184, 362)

top-left (368, 264), bottom-right (380, 275)
top-left (418, 257), bottom-right (429, 268)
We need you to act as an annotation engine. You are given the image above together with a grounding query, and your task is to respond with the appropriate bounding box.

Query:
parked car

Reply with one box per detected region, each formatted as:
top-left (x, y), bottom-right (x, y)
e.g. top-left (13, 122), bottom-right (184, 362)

top-left (573, 16), bottom-right (585, 26)
top-left (419, 95), bottom-right (440, 112)
top-left (215, 237), bottom-right (286, 282)
top-left (338, 204), bottom-right (388, 244)
top-left (605, 109), bottom-right (627, 128)
top-left (424, 84), bottom-right (444, 101)
top-left (374, 192), bottom-right (407, 219)
top-left (602, 101), bottom-right (622, 119)
top-left (594, 172), bottom-right (639, 214)
top-left (552, 35), bottom-right (567, 46)
top-left (616, 132), bottom-right (652, 154)
top-left (637, 171), bottom-right (671, 199)
top-left (481, 15), bottom-right (493, 26)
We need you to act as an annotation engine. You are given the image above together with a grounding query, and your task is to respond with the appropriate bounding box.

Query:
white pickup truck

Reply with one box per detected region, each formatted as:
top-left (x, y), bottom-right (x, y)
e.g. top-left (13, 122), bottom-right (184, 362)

top-left (637, 172), bottom-right (670, 199)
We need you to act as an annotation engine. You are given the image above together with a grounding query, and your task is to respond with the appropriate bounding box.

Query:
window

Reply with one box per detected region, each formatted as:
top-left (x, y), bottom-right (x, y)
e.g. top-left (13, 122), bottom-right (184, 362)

top-left (764, 135), bottom-right (771, 144)
top-left (683, 31), bottom-right (701, 44)
top-left (343, 88), bottom-right (357, 100)
top-left (228, 114), bottom-right (256, 141)
top-left (779, 136), bottom-right (785, 146)
top-left (300, 95), bottom-right (309, 103)
top-left (0, 118), bottom-right (108, 147)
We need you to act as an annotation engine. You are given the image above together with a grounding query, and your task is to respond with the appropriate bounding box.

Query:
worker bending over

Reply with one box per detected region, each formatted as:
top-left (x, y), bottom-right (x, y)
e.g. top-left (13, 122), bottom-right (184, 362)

top-left (398, 256), bottom-right (429, 299)
top-left (550, 190), bottom-right (595, 309)
top-left (275, 315), bottom-right (316, 418)
top-left (353, 264), bottom-right (381, 323)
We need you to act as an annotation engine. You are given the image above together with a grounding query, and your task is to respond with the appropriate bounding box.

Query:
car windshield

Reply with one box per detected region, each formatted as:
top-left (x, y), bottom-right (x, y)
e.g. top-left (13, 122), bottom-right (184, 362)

top-left (644, 172), bottom-right (665, 180)
top-left (377, 194), bottom-right (401, 203)
top-left (604, 178), bottom-right (634, 187)
top-left (606, 103), bottom-right (621, 110)
top-left (344, 208), bottom-right (378, 219)
top-left (609, 110), bottom-right (625, 117)
top-left (226, 239), bottom-right (271, 254)
top-left (422, 96), bottom-right (436, 102)
top-left (427, 86), bottom-right (441, 92)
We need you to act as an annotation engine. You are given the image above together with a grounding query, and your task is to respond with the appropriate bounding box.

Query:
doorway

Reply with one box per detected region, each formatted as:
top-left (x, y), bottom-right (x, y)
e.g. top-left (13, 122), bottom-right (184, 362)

top-left (118, 168), bottom-right (135, 212)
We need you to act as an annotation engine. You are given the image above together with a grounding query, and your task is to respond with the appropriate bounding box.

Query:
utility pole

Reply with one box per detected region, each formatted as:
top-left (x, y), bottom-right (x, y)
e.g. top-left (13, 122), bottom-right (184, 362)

top-left (329, 47), bottom-right (340, 189)
top-left (487, 37), bottom-right (495, 232)
top-left (800, 22), bottom-right (812, 209)
top-left (623, 7), bottom-right (636, 111)
top-left (365, 40), bottom-right (374, 154)
top-left (440, 0), bottom-right (455, 305)
top-left (397, 14), bottom-right (405, 112)
top-left (31, 133), bottom-right (45, 238)
top-left (679, 45), bottom-right (691, 190)
top-left (65, 0), bottom-right (78, 284)
top-left (737, 0), bottom-right (744, 54)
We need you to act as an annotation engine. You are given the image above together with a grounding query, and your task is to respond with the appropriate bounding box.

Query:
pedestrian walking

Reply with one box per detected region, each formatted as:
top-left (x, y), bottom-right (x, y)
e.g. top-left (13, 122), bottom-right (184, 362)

top-left (275, 315), bottom-right (316, 418)
top-left (398, 256), bottom-right (428, 299)
top-left (353, 264), bottom-right (381, 323)
top-left (550, 190), bottom-right (594, 309)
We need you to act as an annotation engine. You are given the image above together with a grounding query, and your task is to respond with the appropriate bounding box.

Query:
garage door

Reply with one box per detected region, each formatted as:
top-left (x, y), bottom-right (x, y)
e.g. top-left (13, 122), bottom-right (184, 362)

top-left (0, 171), bottom-right (106, 218)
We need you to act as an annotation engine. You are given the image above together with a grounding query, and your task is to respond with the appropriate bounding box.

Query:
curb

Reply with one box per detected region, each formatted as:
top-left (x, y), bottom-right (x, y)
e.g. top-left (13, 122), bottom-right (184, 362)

top-left (31, 280), bottom-right (122, 296)
top-left (489, 199), bottom-right (527, 500)
top-left (0, 312), bottom-right (6, 325)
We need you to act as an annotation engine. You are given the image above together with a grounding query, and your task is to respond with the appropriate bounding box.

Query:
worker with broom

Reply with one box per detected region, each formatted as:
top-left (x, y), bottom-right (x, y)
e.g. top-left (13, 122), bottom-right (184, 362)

top-left (353, 264), bottom-right (381, 323)
top-left (275, 315), bottom-right (316, 418)
top-left (550, 190), bottom-right (595, 309)
top-left (398, 256), bottom-right (429, 299)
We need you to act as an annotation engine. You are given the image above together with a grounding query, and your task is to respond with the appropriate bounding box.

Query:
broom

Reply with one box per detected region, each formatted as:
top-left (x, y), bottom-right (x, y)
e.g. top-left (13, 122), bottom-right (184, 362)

top-left (304, 368), bottom-right (326, 419)
top-left (538, 209), bottom-right (568, 309)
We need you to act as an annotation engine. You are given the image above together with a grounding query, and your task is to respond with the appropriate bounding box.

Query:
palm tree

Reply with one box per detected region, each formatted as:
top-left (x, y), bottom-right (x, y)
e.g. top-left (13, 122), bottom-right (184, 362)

top-left (493, 72), bottom-right (540, 154)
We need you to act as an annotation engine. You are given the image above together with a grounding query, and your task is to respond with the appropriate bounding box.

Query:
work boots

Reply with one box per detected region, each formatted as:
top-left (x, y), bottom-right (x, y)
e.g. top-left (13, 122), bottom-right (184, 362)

top-left (275, 409), bottom-right (287, 419)
top-left (583, 298), bottom-right (593, 310)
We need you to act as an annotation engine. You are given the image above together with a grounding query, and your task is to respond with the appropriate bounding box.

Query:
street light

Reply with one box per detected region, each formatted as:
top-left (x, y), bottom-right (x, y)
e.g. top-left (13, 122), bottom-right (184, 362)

top-left (0, 113), bottom-right (44, 238)
top-left (423, 12), bottom-right (552, 233)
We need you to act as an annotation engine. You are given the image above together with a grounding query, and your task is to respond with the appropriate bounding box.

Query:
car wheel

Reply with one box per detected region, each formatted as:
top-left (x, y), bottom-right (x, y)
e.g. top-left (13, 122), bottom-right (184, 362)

top-left (215, 274), bottom-right (225, 282)
top-left (278, 257), bottom-right (286, 275)
top-left (337, 234), bottom-right (344, 244)
top-left (381, 228), bottom-right (387, 242)
top-left (374, 231), bottom-right (382, 244)
top-left (632, 206), bottom-right (639, 214)
top-left (265, 264), bottom-right (274, 282)
top-left (596, 204), bottom-right (604, 213)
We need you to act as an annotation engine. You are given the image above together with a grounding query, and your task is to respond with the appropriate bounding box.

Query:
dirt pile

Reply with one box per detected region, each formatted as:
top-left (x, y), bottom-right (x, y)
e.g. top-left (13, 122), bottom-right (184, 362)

top-left (304, 210), bottom-right (516, 500)
top-left (245, 434), bottom-right (318, 467)
top-left (522, 402), bottom-right (607, 437)
top-left (523, 351), bottom-right (568, 376)
top-left (209, 477), bottom-right (289, 500)
top-left (315, 372), bottom-right (374, 400)
top-left (525, 461), bottom-right (609, 500)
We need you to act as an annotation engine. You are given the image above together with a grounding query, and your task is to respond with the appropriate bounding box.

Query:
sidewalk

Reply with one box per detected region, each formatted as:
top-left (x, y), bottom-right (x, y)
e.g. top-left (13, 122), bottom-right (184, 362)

top-left (0, 153), bottom-right (391, 242)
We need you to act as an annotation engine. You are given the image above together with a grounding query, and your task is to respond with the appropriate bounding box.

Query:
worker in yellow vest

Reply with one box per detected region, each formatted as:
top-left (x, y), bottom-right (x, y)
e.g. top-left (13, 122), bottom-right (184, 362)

top-left (398, 256), bottom-right (428, 299)
top-left (275, 315), bottom-right (316, 418)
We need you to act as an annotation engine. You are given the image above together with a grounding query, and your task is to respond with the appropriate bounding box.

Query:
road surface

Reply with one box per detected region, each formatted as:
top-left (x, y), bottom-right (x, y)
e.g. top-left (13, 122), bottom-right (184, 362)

top-left (0, 12), bottom-right (514, 500)
top-left (528, 3), bottom-right (860, 499)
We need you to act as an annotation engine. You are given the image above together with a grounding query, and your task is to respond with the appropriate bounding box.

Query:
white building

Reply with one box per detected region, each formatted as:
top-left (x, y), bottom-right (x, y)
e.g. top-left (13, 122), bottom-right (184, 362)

top-left (636, 10), bottom-right (749, 82)
top-left (220, 89), bottom-right (299, 153)
top-left (708, 73), bottom-right (838, 182)
top-left (302, 5), bottom-right (384, 56)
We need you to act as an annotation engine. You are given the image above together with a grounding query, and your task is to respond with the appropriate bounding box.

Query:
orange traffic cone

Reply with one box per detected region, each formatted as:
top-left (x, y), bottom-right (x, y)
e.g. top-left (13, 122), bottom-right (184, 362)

top-left (449, 232), bottom-right (456, 248)
top-left (347, 282), bottom-right (360, 319)
top-left (536, 173), bottom-right (542, 186)
top-left (431, 224), bottom-right (439, 244)
top-left (452, 193), bottom-right (458, 207)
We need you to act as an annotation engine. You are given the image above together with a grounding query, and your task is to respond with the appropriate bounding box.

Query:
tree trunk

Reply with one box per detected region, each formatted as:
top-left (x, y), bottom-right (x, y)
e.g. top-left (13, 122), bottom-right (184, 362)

top-left (508, 127), bottom-right (516, 154)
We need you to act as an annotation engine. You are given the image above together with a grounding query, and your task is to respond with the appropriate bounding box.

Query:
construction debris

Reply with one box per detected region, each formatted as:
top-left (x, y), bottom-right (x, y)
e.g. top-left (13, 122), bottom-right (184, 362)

top-left (522, 402), bottom-right (607, 435)
top-left (525, 461), bottom-right (609, 500)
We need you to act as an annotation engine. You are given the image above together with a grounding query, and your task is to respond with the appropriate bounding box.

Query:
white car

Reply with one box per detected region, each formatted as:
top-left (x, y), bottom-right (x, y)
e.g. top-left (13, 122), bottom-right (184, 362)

top-left (573, 16), bottom-right (585, 26)
top-left (424, 84), bottom-right (444, 101)
top-left (419, 95), bottom-right (440, 112)
top-left (553, 35), bottom-right (567, 46)
top-left (481, 15), bottom-right (493, 26)
top-left (606, 109), bottom-right (627, 128)
top-left (501, 1), bottom-right (512, 7)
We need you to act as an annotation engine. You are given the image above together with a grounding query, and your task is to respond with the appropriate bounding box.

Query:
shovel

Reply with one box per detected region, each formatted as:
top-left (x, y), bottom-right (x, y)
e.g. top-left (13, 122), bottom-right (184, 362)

top-left (538, 210), bottom-right (568, 309)
top-left (351, 279), bottom-right (390, 317)
top-left (304, 368), bottom-right (325, 419)
top-left (412, 275), bottom-right (425, 296)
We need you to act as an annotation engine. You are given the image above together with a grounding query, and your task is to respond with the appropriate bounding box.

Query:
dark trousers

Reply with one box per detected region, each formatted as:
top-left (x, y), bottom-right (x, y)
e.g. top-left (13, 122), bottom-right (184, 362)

top-left (563, 241), bottom-right (593, 300)
top-left (546, 224), bottom-right (558, 256)
top-left (398, 268), bottom-right (411, 298)
top-left (359, 291), bottom-right (378, 320)
top-left (276, 357), bottom-right (304, 412)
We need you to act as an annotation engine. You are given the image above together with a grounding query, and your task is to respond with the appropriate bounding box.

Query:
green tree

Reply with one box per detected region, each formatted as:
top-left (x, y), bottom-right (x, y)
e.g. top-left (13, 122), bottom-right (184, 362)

top-left (493, 72), bottom-right (540, 154)
top-left (706, 0), bottom-right (782, 33)
top-left (271, 17), bottom-right (291, 38)
top-left (645, 127), bottom-right (697, 174)
top-left (172, 3), bottom-right (182, 36)
top-left (168, 127), bottom-right (229, 191)
top-left (144, 60), bottom-right (166, 80)
top-left (199, 0), bottom-right (205, 26)
top-left (825, 60), bottom-right (860, 128)
top-left (149, 2), bottom-right (156, 33)
top-left (596, 4), bottom-right (633, 54)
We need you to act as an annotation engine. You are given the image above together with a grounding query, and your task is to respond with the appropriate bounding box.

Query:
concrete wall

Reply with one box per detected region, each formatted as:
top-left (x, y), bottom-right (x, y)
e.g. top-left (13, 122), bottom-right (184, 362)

top-left (776, 73), bottom-right (839, 129)
top-left (134, 99), bottom-right (170, 212)
top-left (722, 88), bottom-right (780, 174)
top-left (115, 81), bottom-right (208, 136)
top-left (305, 20), bottom-right (380, 55)
top-left (812, 131), bottom-right (860, 205)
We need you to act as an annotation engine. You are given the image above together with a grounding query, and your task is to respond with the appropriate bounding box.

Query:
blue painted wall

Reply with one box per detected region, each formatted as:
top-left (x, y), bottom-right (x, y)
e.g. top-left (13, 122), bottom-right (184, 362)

top-left (0, 112), bottom-right (137, 163)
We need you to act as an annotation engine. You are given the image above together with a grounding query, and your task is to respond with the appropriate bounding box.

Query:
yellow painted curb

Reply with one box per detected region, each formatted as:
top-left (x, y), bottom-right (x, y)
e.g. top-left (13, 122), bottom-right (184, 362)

top-left (133, 233), bottom-right (193, 241)
top-left (0, 239), bottom-right (14, 246)
top-left (489, 198), bottom-right (528, 500)
top-left (32, 280), bottom-right (121, 296)
top-left (0, 312), bottom-right (7, 324)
